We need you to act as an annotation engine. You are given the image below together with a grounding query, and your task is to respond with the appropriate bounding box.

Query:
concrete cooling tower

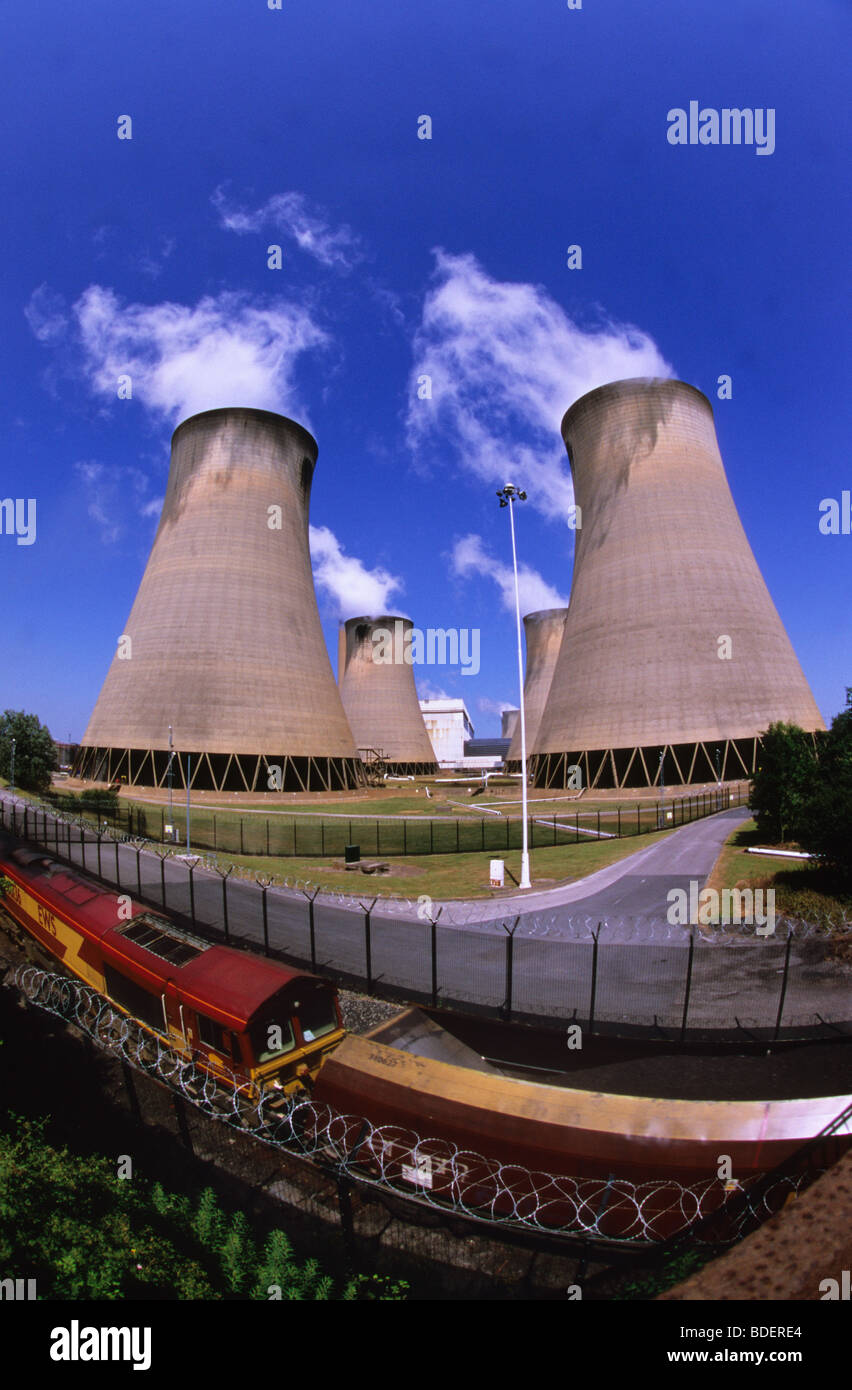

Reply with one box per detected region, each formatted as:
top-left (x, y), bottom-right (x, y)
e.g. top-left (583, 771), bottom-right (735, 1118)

top-left (533, 379), bottom-right (824, 790)
top-left (77, 407), bottom-right (362, 793)
top-left (339, 616), bottom-right (439, 775)
top-left (506, 609), bottom-right (569, 768)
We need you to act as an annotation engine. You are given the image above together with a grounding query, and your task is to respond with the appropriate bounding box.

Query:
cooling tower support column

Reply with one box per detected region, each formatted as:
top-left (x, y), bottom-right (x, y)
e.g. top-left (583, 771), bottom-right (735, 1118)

top-left (533, 379), bottom-right (824, 790)
top-left (77, 407), bottom-right (363, 793)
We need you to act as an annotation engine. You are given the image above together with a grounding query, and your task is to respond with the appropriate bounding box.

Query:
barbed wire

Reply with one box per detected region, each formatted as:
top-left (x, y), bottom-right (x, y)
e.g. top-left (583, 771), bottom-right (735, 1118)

top-left (8, 963), bottom-right (814, 1247)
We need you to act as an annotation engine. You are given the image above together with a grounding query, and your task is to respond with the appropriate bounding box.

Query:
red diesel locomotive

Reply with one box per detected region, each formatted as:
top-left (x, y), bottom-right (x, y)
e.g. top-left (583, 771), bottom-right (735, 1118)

top-left (0, 833), bottom-right (344, 1099)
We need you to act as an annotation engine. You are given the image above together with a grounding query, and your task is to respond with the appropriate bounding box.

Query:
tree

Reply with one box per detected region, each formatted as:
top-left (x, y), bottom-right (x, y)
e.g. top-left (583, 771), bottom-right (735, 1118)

top-left (750, 722), bottom-right (817, 843)
top-left (0, 710), bottom-right (57, 795)
top-left (798, 708), bottom-right (852, 882)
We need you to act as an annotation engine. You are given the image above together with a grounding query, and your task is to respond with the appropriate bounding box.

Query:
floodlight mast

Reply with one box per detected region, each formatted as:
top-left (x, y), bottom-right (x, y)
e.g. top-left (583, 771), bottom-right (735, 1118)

top-left (497, 484), bottom-right (531, 890)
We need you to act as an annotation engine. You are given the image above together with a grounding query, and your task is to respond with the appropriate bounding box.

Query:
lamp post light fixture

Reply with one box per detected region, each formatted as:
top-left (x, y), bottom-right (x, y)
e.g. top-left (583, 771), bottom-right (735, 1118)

top-left (497, 483), bottom-right (531, 890)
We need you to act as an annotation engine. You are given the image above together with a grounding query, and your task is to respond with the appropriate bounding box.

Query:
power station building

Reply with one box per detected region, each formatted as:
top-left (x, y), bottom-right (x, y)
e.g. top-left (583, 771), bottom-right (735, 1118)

top-left (76, 407), bottom-right (363, 792)
top-left (533, 379), bottom-right (825, 789)
top-left (338, 616), bottom-right (438, 775)
top-left (506, 609), bottom-right (569, 770)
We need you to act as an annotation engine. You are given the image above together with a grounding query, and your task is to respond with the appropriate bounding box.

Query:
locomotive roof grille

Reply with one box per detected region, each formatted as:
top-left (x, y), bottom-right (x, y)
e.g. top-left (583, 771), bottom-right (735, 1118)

top-left (116, 913), bottom-right (210, 966)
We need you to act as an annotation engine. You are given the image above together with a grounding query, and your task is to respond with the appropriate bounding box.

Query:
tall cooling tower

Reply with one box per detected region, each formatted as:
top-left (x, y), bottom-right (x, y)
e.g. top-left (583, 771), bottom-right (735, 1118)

top-left (77, 407), bottom-right (362, 793)
top-left (533, 379), bottom-right (824, 790)
top-left (339, 617), bottom-right (439, 775)
top-left (506, 608), bottom-right (569, 768)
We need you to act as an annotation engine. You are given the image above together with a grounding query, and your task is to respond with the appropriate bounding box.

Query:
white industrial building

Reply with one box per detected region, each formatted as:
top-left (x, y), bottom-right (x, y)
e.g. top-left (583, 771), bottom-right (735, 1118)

top-left (419, 699), bottom-right (475, 768)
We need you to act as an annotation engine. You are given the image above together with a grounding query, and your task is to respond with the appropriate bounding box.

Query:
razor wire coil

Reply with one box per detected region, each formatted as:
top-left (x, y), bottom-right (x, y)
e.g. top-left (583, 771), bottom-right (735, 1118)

top-left (8, 963), bottom-right (816, 1248)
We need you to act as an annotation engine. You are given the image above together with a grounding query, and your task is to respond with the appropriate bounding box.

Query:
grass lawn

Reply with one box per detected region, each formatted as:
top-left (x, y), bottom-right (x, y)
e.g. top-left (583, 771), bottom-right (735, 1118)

top-left (705, 819), bottom-right (852, 932)
top-left (210, 825), bottom-right (678, 900)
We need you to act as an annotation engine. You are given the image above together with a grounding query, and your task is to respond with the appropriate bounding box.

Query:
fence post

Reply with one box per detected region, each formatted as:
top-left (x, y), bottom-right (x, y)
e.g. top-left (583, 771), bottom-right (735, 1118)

top-left (456, 819), bottom-right (459, 853)
top-left (240, 818), bottom-right (244, 855)
top-left (121, 1059), bottom-right (142, 1125)
top-left (259, 878), bottom-right (271, 956)
top-left (161, 806), bottom-right (164, 841)
top-left (589, 924), bottom-right (601, 1034)
top-left (305, 887), bottom-right (319, 971)
top-left (320, 820), bottom-right (324, 856)
top-left (115, 838), bottom-right (120, 887)
top-left (80, 823), bottom-right (86, 871)
top-left (405, 818), bottom-right (408, 855)
top-left (97, 830), bottom-right (102, 878)
top-left (188, 860), bottom-right (196, 928)
top-left (430, 819), bottom-right (434, 854)
top-left (361, 897), bottom-right (378, 992)
top-left (267, 818), bottom-right (270, 858)
top-left (501, 917), bottom-right (521, 1021)
top-left (679, 929), bottom-right (695, 1043)
top-left (171, 1093), bottom-right (194, 1153)
top-left (213, 813), bottom-right (217, 850)
top-left (221, 867), bottom-right (232, 944)
top-left (430, 907), bottom-right (443, 1009)
top-left (336, 1176), bottom-right (357, 1267)
top-left (773, 929), bottom-right (794, 1043)
top-left (136, 843), bottom-right (143, 899)
top-left (160, 852), bottom-right (167, 909)
top-left (617, 806), bottom-right (621, 837)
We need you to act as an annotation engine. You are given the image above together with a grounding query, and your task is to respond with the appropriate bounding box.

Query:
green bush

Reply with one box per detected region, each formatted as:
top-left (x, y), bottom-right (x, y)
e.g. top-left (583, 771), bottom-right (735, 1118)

top-left (0, 711), bottom-right (57, 796)
top-left (798, 708), bottom-right (852, 883)
top-left (750, 722), bottom-right (817, 844)
top-left (0, 1118), bottom-right (408, 1300)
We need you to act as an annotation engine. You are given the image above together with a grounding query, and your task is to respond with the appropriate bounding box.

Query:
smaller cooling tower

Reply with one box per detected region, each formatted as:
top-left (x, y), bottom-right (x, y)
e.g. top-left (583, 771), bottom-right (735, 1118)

top-left (501, 709), bottom-right (520, 741)
top-left (506, 609), bottom-right (569, 767)
top-left (339, 617), bottom-right (439, 775)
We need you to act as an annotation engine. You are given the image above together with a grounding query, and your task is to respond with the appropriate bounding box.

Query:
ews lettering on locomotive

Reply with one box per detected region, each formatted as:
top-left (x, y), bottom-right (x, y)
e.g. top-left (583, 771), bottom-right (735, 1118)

top-left (36, 903), bottom-right (57, 937)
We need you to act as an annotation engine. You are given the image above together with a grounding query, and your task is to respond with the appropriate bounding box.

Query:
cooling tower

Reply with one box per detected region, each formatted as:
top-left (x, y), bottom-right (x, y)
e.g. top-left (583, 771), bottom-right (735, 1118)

top-left (506, 609), bottom-right (569, 767)
top-left (501, 708), bottom-right (520, 741)
top-left (77, 407), bottom-right (363, 792)
top-left (533, 379), bottom-right (824, 789)
top-left (339, 617), bottom-right (439, 775)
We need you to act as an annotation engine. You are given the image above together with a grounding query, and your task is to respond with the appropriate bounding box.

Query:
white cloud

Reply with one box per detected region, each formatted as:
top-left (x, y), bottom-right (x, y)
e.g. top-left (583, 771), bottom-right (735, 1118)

top-left (416, 678), bottom-right (452, 701)
top-left (477, 696), bottom-right (516, 716)
top-left (24, 284), bottom-right (68, 342)
top-left (407, 250), bottom-right (674, 523)
top-left (74, 460), bottom-right (159, 545)
top-left (70, 285), bottom-right (329, 424)
top-left (310, 525), bottom-right (404, 619)
top-left (213, 187), bottom-right (362, 271)
top-left (452, 533), bottom-right (570, 615)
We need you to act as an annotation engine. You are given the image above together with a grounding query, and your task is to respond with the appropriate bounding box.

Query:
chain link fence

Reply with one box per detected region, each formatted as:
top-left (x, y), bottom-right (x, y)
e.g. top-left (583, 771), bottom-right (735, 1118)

top-left (3, 797), bottom-right (851, 1041)
top-left (42, 786), bottom-right (749, 858)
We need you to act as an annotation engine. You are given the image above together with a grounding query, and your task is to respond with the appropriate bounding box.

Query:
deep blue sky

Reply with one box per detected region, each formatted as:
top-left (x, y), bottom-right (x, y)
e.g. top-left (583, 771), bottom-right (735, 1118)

top-left (1, 0), bottom-right (849, 741)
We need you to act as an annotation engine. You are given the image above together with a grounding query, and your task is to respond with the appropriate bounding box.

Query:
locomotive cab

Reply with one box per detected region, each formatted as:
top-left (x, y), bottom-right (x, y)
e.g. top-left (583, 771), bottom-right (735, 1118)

top-left (244, 975), bottom-right (344, 1099)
